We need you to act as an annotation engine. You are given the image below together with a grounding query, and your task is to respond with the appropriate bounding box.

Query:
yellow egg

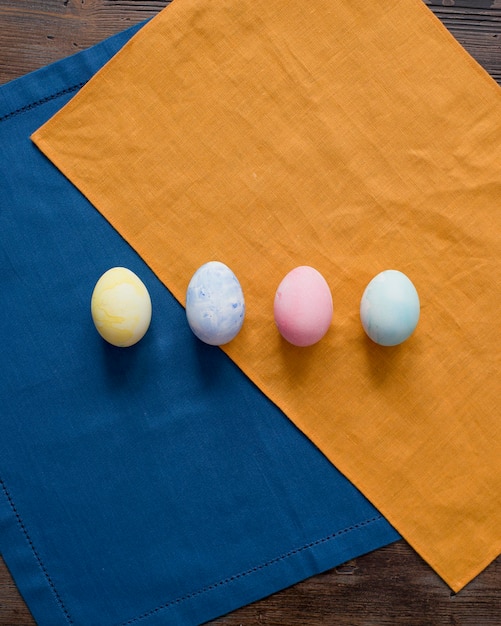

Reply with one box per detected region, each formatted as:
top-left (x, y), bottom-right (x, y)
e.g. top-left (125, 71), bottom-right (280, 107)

top-left (91, 267), bottom-right (152, 347)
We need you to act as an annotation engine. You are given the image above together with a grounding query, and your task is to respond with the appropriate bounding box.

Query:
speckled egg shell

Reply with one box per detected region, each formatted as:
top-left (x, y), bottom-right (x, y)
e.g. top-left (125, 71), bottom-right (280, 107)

top-left (91, 267), bottom-right (152, 347)
top-left (186, 261), bottom-right (245, 346)
top-left (360, 269), bottom-right (420, 346)
top-left (274, 266), bottom-right (333, 347)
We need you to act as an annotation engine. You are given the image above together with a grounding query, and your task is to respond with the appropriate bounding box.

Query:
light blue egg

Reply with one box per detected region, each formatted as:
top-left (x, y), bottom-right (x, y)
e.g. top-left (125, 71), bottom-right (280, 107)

top-left (186, 261), bottom-right (245, 346)
top-left (360, 270), bottom-right (420, 346)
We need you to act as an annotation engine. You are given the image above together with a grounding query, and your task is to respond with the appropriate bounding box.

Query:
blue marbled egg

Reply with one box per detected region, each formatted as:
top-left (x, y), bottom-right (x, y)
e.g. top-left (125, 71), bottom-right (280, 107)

top-left (186, 261), bottom-right (245, 346)
top-left (360, 270), bottom-right (420, 346)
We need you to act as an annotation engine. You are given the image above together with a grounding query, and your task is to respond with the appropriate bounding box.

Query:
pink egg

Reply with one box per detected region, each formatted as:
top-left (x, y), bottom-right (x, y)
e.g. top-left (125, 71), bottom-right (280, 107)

top-left (274, 266), bottom-right (333, 347)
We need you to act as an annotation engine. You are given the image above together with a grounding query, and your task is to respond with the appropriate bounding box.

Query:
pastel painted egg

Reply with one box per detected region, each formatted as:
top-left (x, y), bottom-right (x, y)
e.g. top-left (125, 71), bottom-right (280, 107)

top-left (91, 267), bottom-right (152, 347)
top-left (360, 269), bottom-right (420, 346)
top-left (274, 266), bottom-right (333, 347)
top-left (186, 261), bottom-right (245, 346)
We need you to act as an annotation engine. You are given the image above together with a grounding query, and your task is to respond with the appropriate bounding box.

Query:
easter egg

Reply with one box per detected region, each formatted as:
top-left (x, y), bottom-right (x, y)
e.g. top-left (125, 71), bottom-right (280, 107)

top-left (91, 267), bottom-right (152, 347)
top-left (274, 266), bottom-right (333, 347)
top-left (186, 261), bottom-right (245, 346)
top-left (360, 269), bottom-right (420, 346)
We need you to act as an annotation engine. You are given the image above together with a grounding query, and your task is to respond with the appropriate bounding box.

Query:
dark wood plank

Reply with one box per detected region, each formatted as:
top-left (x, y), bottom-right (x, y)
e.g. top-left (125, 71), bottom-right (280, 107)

top-left (0, 0), bottom-right (171, 84)
top-left (1, 1), bottom-right (500, 624)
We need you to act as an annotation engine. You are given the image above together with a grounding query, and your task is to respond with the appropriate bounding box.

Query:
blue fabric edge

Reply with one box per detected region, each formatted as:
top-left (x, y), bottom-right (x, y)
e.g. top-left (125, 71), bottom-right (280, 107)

top-left (1, 478), bottom-right (70, 625)
top-left (2, 469), bottom-right (398, 625)
top-left (121, 515), bottom-right (398, 625)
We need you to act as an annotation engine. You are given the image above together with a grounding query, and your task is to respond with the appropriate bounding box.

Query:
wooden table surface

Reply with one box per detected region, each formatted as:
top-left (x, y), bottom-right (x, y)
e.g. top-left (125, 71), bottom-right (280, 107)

top-left (0, 1), bottom-right (500, 624)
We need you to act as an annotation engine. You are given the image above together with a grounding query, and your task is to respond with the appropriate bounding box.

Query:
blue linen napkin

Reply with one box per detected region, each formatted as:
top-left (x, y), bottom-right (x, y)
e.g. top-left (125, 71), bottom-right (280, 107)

top-left (0, 23), bottom-right (398, 626)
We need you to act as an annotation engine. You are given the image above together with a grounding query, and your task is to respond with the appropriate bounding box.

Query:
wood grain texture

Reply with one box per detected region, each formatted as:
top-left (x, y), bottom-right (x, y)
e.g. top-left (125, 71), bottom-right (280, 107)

top-left (0, 0), bottom-right (171, 84)
top-left (1, 1), bottom-right (500, 624)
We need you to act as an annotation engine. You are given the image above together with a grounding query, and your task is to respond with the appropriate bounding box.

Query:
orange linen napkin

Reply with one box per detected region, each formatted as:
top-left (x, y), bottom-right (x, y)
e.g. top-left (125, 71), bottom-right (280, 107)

top-left (32, 0), bottom-right (501, 591)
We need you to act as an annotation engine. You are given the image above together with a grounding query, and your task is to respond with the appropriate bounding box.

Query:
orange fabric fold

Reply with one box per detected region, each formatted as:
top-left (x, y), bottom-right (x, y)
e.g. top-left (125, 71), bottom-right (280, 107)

top-left (32, 0), bottom-right (501, 591)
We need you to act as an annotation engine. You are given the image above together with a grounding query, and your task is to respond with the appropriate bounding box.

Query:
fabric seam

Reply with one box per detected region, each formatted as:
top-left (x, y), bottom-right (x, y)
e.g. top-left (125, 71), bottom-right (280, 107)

top-left (0, 477), bottom-right (74, 624)
top-left (0, 82), bottom-right (85, 123)
top-left (2, 471), bottom-right (383, 626)
top-left (120, 513), bottom-right (383, 625)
